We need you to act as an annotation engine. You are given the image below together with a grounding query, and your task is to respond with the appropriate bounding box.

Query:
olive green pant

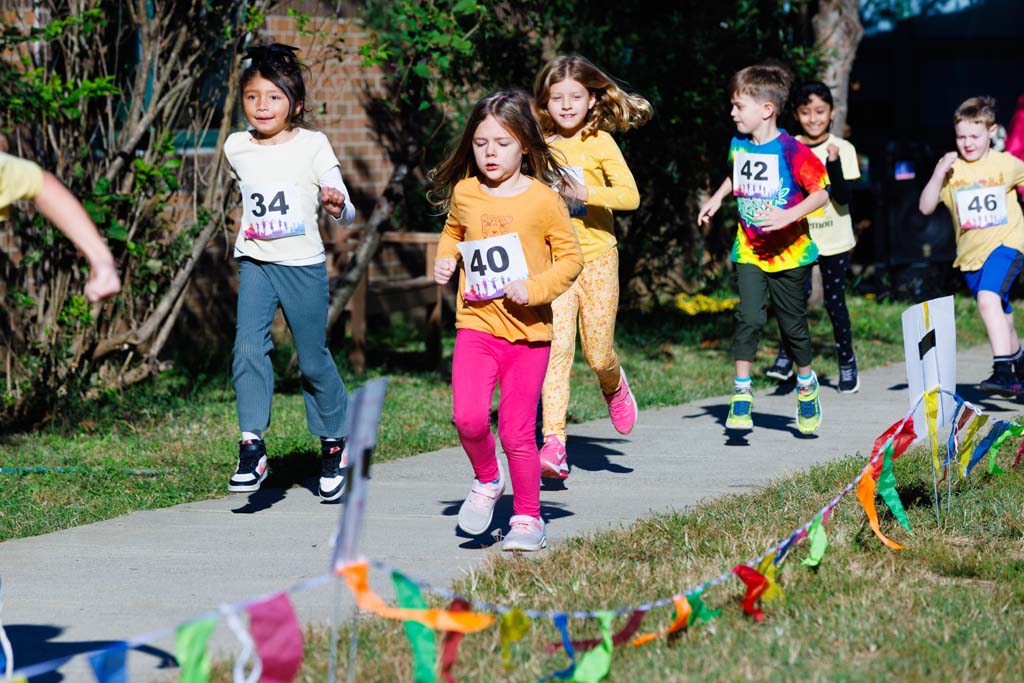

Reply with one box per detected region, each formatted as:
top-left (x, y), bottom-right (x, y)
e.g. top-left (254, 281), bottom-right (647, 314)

top-left (732, 262), bottom-right (813, 367)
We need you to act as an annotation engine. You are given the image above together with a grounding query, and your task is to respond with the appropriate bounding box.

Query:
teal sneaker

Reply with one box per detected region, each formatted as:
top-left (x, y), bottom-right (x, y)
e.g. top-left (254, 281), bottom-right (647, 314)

top-left (726, 391), bottom-right (754, 430)
top-left (796, 375), bottom-right (822, 434)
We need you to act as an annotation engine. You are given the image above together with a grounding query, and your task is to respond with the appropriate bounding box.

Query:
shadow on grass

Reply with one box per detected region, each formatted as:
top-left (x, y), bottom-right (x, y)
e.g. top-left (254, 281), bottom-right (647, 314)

top-left (231, 449), bottom-right (323, 514)
top-left (4, 625), bottom-right (175, 682)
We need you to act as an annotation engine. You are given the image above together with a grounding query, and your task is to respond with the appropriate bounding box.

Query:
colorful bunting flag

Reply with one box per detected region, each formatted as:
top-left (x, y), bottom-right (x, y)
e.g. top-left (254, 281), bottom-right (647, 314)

top-left (441, 599), bottom-right (473, 683)
top-left (246, 593), bottom-right (303, 683)
top-left (687, 589), bottom-right (719, 625)
top-left (569, 612), bottom-right (614, 683)
top-left (987, 423), bottom-right (1024, 474)
top-left (547, 614), bottom-right (577, 680)
top-left (923, 387), bottom-right (942, 474)
top-left (392, 572), bottom-right (435, 683)
top-left (801, 515), bottom-right (828, 568)
top-left (338, 561), bottom-right (493, 632)
top-left (856, 468), bottom-right (905, 550)
top-left (1015, 439), bottom-right (1024, 468)
top-left (876, 441), bottom-right (912, 533)
top-left (547, 610), bottom-right (647, 654)
top-left (965, 421), bottom-right (1010, 477)
top-left (88, 645), bottom-right (127, 683)
top-left (959, 413), bottom-right (989, 476)
top-left (733, 565), bottom-right (769, 622)
top-left (755, 553), bottom-right (785, 603)
top-left (869, 417), bottom-right (917, 480)
top-left (174, 616), bottom-right (218, 683)
top-left (632, 595), bottom-right (691, 647)
top-left (500, 609), bottom-right (530, 669)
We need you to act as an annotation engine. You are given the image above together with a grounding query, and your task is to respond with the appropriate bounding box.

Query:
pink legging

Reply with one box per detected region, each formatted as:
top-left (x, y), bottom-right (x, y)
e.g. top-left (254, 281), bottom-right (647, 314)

top-left (451, 328), bottom-right (550, 519)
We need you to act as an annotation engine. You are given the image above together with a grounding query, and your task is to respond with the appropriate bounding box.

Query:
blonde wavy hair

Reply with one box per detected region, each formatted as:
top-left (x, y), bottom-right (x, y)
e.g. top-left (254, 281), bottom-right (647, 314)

top-left (533, 55), bottom-right (652, 139)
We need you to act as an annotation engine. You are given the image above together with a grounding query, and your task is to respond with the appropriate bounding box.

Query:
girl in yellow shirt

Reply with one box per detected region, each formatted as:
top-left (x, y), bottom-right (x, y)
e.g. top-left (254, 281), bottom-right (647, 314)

top-left (533, 55), bottom-right (652, 479)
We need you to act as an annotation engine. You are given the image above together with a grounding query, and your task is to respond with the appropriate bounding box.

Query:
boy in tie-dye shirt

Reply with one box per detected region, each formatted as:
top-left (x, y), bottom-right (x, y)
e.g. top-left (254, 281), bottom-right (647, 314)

top-left (698, 64), bottom-right (830, 434)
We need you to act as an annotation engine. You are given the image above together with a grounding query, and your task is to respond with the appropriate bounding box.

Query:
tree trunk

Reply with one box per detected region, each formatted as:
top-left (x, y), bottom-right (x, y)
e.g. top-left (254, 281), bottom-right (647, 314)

top-left (812, 0), bottom-right (863, 137)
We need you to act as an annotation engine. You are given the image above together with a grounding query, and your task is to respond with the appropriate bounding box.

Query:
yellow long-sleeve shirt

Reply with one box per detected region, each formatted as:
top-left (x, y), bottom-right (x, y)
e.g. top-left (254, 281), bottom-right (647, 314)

top-left (0, 152), bottom-right (44, 221)
top-left (549, 130), bottom-right (639, 262)
top-left (438, 177), bottom-right (583, 343)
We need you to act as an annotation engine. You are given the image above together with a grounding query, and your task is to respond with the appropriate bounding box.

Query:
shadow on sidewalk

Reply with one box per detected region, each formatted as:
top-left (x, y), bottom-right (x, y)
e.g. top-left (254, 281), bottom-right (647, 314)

top-left (4, 624), bottom-right (175, 682)
top-left (682, 403), bottom-right (814, 443)
top-left (231, 449), bottom-right (322, 514)
top-left (564, 435), bottom-right (633, 475)
top-left (439, 496), bottom-right (574, 549)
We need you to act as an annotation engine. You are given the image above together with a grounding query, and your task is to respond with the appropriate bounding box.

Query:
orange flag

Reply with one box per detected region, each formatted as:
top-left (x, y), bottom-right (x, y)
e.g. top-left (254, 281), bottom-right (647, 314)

top-left (855, 469), bottom-right (904, 550)
top-left (631, 595), bottom-right (692, 647)
top-left (338, 561), bottom-right (494, 632)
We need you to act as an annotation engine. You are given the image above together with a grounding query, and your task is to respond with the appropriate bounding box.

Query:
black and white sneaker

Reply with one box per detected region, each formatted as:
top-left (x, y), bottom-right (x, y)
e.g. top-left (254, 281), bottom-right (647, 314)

top-left (319, 440), bottom-right (348, 501)
top-left (838, 360), bottom-right (860, 394)
top-left (228, 439), bottom-right (268, 492)
top-left (766, 354), bottom-right (794, 382)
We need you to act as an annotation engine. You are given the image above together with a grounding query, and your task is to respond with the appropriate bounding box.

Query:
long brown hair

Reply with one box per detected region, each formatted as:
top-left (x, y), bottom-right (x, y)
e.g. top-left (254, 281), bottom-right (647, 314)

top-left (534, 55), bottom-right (652, 139)
top-left (427, 89), bottom-right (568, 210)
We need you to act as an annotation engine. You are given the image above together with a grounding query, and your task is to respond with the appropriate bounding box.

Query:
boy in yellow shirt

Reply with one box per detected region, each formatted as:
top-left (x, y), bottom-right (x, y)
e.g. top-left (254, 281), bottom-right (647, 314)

top-left (1, 151), bottom-right (120, 302)
top-left (920, 96), bottom-right (1024, 396)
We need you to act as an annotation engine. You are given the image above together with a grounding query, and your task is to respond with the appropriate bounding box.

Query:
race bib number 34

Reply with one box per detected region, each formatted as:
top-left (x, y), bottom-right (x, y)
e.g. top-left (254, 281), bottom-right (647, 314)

top-left (241, 183), bottom-right (306, 239)
top-left (733, 151), bottom-right (781, 199)
top-left (955, 186), bottom-right (1008, 230)
top-left (456, 233), bottom-right (529, 302)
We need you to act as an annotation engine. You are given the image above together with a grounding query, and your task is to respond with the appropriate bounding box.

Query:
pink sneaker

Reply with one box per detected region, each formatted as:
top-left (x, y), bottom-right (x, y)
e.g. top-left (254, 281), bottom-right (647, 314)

top-left (457, 466), bottom-right (505, 535)
top-left (501, 515), bottom-right (547, 551)
top-left (539, 435), bottom-right (569, 480)
top-left (604, 367), bottom-right (637, 435)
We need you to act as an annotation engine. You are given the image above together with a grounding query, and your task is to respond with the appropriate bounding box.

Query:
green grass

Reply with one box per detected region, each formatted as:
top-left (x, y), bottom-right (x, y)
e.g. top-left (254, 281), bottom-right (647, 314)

top-left (263, 444), bottom-right (1024, 682)
top-left (0, 293), bottom-right (995, 541)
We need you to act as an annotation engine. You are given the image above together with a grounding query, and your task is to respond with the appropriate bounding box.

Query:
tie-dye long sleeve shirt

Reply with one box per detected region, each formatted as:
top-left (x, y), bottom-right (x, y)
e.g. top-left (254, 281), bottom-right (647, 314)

top-left (728, 131), bottom-right (830, 272)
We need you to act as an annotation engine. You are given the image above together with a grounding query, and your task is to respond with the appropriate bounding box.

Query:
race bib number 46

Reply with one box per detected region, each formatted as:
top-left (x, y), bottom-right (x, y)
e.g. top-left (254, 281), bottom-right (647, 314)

top-left (456, 233), bottom-right (529, 302)
top-left (955, 186), bottom-right (1008, 230)
top-left (241, 183), bottom-right (305, 239)
top-left (733, 151), bottom-right (780, 199)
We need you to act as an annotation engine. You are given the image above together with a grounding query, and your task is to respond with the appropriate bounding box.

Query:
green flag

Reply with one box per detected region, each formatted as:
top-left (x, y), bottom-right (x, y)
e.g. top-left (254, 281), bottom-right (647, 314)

top-left (392, 571), bottom-right (436, 683)
top-left (801, 515), bottom-right (829, 568)
top-left (687, 589), bottom-right (720, 625)
top-left (877, 441), bottom-right (912, 533)
top-left (174, 616), bottom-right (218, 683)
top-left (571, 611), bottom-right (614, 683)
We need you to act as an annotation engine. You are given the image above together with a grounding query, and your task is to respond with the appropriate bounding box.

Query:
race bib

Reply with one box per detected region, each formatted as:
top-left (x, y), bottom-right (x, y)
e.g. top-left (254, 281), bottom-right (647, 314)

top-left (955, 186), bottom-right (1008, 230)
top-left (733, 152), bottom-right (780, 199)
top-left (241, 183), bottom-right (305, 239)
top-left (456, 233), bottom-right (529, 302)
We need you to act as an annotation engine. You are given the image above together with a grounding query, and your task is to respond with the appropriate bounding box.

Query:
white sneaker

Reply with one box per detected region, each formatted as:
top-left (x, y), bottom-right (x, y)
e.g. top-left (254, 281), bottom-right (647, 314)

top-left (501, 515), bottom-right (547, 552)
top-left (457, 465), bottom-right (505, 535)
top-left (319, 440), bottom-right (348, 502)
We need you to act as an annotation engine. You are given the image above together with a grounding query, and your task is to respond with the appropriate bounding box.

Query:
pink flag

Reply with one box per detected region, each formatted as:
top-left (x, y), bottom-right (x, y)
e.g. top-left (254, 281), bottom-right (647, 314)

top-left (247, 593), bottom-right (304, 683)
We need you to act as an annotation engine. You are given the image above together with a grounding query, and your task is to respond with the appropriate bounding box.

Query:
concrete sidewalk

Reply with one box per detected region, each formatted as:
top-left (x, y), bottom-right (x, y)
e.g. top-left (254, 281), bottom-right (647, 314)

top-left (0, 345), bottom-right (1018, 681)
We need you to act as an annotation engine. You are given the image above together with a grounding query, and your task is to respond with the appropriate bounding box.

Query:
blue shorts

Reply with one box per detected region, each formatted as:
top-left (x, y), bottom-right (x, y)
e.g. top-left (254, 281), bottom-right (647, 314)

top-left (963, 245), bottom-right (1023, 314)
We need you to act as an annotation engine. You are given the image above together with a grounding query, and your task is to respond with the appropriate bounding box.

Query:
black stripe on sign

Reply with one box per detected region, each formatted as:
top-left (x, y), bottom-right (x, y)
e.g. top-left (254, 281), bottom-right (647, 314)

top-left (918, 328), bottom-right (936, 360)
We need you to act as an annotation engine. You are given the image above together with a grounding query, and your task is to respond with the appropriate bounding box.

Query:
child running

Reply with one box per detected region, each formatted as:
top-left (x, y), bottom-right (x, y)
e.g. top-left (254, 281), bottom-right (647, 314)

top-left (697, 64), bottom-right (830, 434)
top-left (223, 44), bottom-right (356, 499)
top-left (429, 90), bottom-right (583, 551)
top-left (920, 96), bottom-right (1024, 396)
top-left (533, 55), bottom-right (652, 480)
top-left (1, 151), bottom-right (121, 303)
top-left (766, 81), bottom-right (861, 393)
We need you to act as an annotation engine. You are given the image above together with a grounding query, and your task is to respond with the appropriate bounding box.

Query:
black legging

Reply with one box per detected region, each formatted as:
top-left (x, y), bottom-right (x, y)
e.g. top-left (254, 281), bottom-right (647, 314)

top-left (776, 253), bottom-right (855, 365)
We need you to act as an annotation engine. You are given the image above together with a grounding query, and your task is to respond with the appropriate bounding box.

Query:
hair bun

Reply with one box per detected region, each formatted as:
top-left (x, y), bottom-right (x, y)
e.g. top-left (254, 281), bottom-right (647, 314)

top-left (244, 43), bottom-right (300, 61)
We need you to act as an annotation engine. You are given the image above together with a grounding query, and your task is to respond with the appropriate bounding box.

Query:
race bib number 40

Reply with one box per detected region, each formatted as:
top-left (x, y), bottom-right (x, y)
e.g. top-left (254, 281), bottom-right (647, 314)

top-left (456, 233), bottom-right (529, 302)
top-left (955, 186), bottom-right (1008, 230)
top-left (241, 183), bottom-right (305, 239)
top-left (733, 151), bottom-right (780, 199)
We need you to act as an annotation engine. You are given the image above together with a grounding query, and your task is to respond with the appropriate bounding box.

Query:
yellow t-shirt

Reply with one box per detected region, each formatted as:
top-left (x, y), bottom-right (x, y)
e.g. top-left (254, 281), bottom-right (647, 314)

top-left (0, 152), bottom-right (45, 221)
top-left (798, 134), bottom-right (859, 256)
top-left (939, 150), bottom-right (1024, 271)
top-left (224, 128), bottom-right (340, 263)
top-left (437, 177), bottom-right (583, 343)
top-left (549, 130), bottom-right (639, 262)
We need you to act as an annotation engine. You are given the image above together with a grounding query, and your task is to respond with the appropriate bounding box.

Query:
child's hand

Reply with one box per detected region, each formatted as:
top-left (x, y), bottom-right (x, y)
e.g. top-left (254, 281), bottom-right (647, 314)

top-left (697, 197), bottom-right (721, 226)
top-left (434, 257), bottom-right (457, 285)
top-left (504, 280), bottom-right (529, 305)
top-left (826, 144), bottom-right (839, 162)
top-left (84, 260), bottom-right (121, 303)
top-left (753, 205), bottom-right (793, 232)
top-left (933, 151), bottom-right (958, 179)
top-left (565, 179), bottom-right (589, 204)
top-left (320, 186), bottom-right (347, 218)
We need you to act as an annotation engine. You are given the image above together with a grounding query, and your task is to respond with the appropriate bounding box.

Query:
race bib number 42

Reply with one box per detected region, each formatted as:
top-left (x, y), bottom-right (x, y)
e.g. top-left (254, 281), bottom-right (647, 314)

top-left (241, 183), bottom-right (305, 239)
top-left (456, 233), bottom-right (529, 302)
top-left (733, 151), bottom-right (780, 199)
top-left (955, 186), bottom-right (1008, 230)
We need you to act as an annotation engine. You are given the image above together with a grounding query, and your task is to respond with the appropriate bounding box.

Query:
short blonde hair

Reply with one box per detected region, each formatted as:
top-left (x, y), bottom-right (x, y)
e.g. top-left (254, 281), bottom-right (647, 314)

top-left (728, 64), bottom-right (793, 113)
top-left (954, 96), bottom-right (997, 128)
